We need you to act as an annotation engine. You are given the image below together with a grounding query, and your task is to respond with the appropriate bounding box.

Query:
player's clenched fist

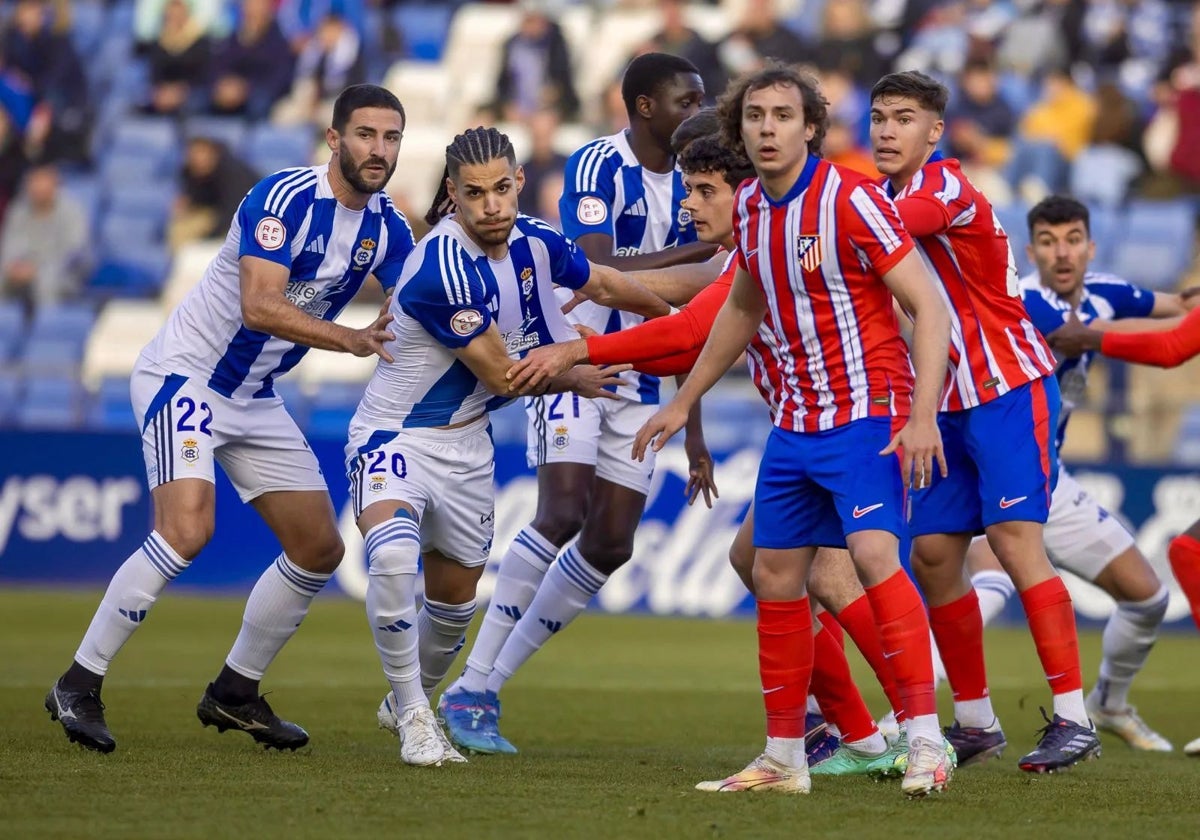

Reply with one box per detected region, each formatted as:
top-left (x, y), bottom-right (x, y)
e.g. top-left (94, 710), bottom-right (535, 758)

top-left (632, 401), bottom-right (690, 462)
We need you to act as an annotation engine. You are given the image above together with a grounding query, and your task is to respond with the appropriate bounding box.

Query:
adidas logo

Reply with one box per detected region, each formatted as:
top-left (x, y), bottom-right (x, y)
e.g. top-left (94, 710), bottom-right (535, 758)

top-left (378, 619), bottom-right (412, 633)
top-left (304, 234), bottom-right (326, 255)
top-left (622, 198), bottom-right (647, 217)
top-left (539, 618), bottom-right (563, 634)
top-left (495, 604), bottom-right (522, 620)
top-left (119, 608), bottom-right (148, 623)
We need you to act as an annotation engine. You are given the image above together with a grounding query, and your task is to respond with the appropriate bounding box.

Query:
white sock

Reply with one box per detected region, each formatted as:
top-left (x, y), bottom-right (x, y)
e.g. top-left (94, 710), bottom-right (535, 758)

top-left (905, 712), bottom-right (942, 744)
top-left (806, 694), bottom-right (822, 716)
top-left (455, 527), bottom-right (557, 694)
top-left (972, 570), bottom-right (1016, 625)
top-left (418, 598), bottom-right (475, 697)
top-left (75, 532), bottom-right (189, 674)
top-left (486, 544), bottom-right (607, 694)
top-left (1053, 688), bottom-right (1090, 727)
top-left (363, 517), bottom-right (426, 713)
top-left (845, 731), bottom-right (889, 755)
top-left (765, 736), bottom-right (807, 769)
top-left (953, 697), bottom-right (997, 729)
top-left (225, 554), bottom-right (332, 679)
top-left (1091, 585), bottom-right (1169, 712)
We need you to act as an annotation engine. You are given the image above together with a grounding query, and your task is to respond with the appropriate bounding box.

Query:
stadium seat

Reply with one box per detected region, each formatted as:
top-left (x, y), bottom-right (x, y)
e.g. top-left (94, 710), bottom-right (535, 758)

top-left (1110, 200), bottom-right (1196, 289)
top-left (184, 116), bottom-right (250, 154)
top-left (1087, 203), bottom-right (1123, 275)
top-left (394, 4), bottom-right (455, 62)
top-left (576, 10), bottom-right (661, 111)
top-left (111, 116), bottom-right (179, 159)
top-left (161, 241), bottom-right (223, 312)
top-left (105, 183), bottom-right (178, 221)
top-left (246, 125), bottom-right (318, 175)
top-left (70, 0), bottom-right (108, 57)
top-left (0, 301), bottom-right (25, 361)
top-left (99, 213), bottom-right (162, 255)
top-left (29, 303), bottom-right (96, 342)
top-left (441, 3), bottom-right (521, 123)
top-left (1174, 402), bottom-right (1200, 465)
top-left (0, 370), bottom-right (22, 426)
top-left (17, 376), bottom-right (84, 430)
top-left (382, 61), bottom-right (451, 127)
top-left (60, 173), bottom-right (102, 234)
top-left (89, 247), bottom-right (173, 298)
top-left (81, 300), bottom-right (164, 389)
top-left (85, 376), bottom-right (136, 431)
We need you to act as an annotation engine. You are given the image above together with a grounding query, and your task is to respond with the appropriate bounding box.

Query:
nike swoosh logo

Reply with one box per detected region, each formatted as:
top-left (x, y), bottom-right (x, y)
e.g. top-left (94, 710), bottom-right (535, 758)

top-left (214, 707), bottom-right (270, 731)
top-left (745, 248), bottom-right (759, 258)
top-left (999, 496), bottom-right (1028, 509)
top-left (853, 503), bottom-right (884, 518)
top-left (1045, 671), bottom-right (1067, 681)
top-left (762, 686), bottom-right (785, 695)
top-left (883, 650), bottom-right (900, 659)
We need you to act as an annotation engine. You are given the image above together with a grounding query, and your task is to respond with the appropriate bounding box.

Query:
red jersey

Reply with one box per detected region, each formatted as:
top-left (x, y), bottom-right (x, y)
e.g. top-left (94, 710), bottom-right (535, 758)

top-left (736, 156), bottom-right (915, 433)
top-left (889, 153), bottom-right (1055, 411)
top-left (1100, 306), bottom-right (1200, 368)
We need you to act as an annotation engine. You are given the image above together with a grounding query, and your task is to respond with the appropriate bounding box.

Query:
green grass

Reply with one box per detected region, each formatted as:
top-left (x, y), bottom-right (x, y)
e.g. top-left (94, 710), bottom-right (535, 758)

top-left (2, 589), bottom-right (1199, 839)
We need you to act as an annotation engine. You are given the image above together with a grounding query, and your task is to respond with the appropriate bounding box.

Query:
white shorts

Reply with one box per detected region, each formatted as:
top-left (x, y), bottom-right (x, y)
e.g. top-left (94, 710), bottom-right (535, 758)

top-left (524, 394), bottom-right (657, 495)
top-left (346, 415), bottom-right (495, 567)
top-left (131, 363), bottom-right (326, 503)
top-left (1044, 469), bottom-right (1136, 582)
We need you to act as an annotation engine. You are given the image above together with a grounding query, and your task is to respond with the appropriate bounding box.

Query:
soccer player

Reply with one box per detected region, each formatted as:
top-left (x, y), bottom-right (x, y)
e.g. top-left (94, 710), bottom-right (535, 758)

top-left (962, 195), bottom-right (1193, 751)
top-left (868, 71), bottom-right (1100, 773)
top-left (359, 126), bottom-right (670, 765)
top-left (634, 64), bottom-right (955, 798)
top-left (435, 53), bottom-right (718, 754)
top-left (46, 85), bottom-right (414, 753)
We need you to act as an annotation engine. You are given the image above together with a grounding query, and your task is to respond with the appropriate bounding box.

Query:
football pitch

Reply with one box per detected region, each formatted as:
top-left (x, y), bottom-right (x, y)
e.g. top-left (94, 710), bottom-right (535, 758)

top-left (2, 589), bottom-right (1199, 839)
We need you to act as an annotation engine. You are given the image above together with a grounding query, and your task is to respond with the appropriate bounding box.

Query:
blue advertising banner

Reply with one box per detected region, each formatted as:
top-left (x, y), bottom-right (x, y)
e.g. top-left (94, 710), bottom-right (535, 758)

top-left (2, 419), bottom-right (1199, 628)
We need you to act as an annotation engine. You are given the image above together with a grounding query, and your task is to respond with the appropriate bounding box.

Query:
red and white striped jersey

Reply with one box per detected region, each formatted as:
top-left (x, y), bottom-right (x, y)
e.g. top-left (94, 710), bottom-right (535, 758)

top-left (888, 153), bottom-right (1055, 411)
top-left (735, 156), bottom-right (915, 433)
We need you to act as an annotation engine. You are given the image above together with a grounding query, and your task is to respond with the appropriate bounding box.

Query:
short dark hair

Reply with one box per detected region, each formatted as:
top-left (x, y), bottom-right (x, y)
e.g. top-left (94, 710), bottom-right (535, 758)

top-left (620, 52), bottom-right (700, 117)
top-left (1026, 195), bottom-right (1090, 236)
top-left (331, 84), bottom-right (406, 133)
top-left (679, 135), bottom-right (755, 189)
top-left (716, 62), bottom-right (829, 158)
top-left (870, 71), bottom-right (949, 118)
top-left (425, 126), bottom-right (517, 226)
top-left (671, 107), bottom-right (720, 155)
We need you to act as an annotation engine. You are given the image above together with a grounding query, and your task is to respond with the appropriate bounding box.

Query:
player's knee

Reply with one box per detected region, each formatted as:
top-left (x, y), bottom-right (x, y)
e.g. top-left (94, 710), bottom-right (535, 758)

top-left (292, 530), bottom-right (344, 575)
top-left (576, 538), bottom-right (633, 576)
top-left (532, 507), bottom-right (587, 547)
top-left (729, 543), bottom-right (754, 586)
top-left (156, 519), bottom-right (214, 560)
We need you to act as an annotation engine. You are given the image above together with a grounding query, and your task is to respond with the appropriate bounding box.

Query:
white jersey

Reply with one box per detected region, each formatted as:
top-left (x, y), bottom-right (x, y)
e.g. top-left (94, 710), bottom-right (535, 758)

top-left (141, 163), bottom-right (415, 399)
top-left (352, 214), bottom-right (592, 430)
top-left (559, 130), bottom-right (697, 403)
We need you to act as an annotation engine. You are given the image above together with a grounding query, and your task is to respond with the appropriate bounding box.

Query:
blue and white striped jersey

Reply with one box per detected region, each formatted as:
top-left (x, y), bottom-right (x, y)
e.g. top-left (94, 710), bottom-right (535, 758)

top-left (559, 130), bottom-right (696, 403)
top-left (1020, 270), bottom-right (1155, 451)
top-left (141, 163), bottom-right (416, 400)
top-left (352, 214), bottom-right (592, 430)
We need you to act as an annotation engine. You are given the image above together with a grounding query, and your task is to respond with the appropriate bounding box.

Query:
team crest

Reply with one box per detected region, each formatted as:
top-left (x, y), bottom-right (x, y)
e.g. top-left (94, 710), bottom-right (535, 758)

top-left (180, 438), bottom-right (199, 464)
top-left (520, 266), bottom-right (534, 297)
top-left (677, 206), bottom-right (692, 227)
top-left (369, 476), bottom-right (387, 493)
top-left (797, 235), bottom-right (822, 272)
top-left (353, 237), bottom-right (377, 268)
top-left (552, 424), bottom-right (570, 450)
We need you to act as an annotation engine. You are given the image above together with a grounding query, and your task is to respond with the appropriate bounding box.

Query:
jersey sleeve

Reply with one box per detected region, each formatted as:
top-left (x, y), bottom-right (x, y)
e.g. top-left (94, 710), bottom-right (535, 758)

top-left (1101, 306), bottom-right (1200, 368)
top-left (559, 146), bottom-right (618, 242)
top-left (527, 217), bottom-right (592, 289)
top-left (397, 238), bottom-right (493, 349)
top-left (236, 171), bottom-right (313, 268)
top-left (844, 183), bottom-right (914, 276)
top-left (1094, 279), bottom-right (1156, 319)
top-left (372, 199), bottom-right (418, 292)
top-left (894, 163), bottom-right (977, 237)
top-left (1020, 287), bottom-right (1071, 337)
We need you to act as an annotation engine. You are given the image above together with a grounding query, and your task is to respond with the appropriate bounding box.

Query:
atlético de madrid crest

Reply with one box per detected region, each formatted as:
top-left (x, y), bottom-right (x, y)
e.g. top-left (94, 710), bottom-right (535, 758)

top-left (797, 235), bottom-right (822, 272)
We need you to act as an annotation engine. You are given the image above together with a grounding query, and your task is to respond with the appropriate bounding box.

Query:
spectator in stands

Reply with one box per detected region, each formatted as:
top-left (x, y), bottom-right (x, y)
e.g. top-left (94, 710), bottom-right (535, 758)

top-left (1143, 4), bottom-right (1200, 196)
top-left (0, 107), bottom-right (28, 229)
top-left (1070, 81), bottom-right (1144, 206)
top-left (823, 116), bottom-right (878, 177)
top-left (945, 60), bottom-right (1016, 169)
top-left (520, 107), bottom-right (567, 222)
top-left (718, 0), bottom-right (810, 78)
top-left (1007, 67), bottom-right (1096, 198)
top-left (135, 0), bottom-right (228, 44)
top-left (208, 0), bottom-right (295, 120)
top-left (167, 137), bottom-right (259, 251)
top-left (808, 0), bottom-right (888, 88)
top-left (142, 0), bottom-right (213, 117)
top-left (1081, 0), bottom-right (1172, 94)
top-left (490, 0), bottom-right (580, 122)
top-left (0, 163), bottom-right (87, 315)
top-left (648, 0), bottom-right (726, 104)
top-left (996, 0), bottom-right (1084, 77)
top-left (277, 0), bottom-right (367, 47)
top-left (273, 13), bottom-right (364, 126)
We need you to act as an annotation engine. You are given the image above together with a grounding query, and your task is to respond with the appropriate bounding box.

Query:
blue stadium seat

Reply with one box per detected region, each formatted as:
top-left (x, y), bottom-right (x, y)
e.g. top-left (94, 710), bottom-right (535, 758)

top-left (17, 376), bottom-right (84, 429)
top-left (245, 125), bottom-right (316, 174)
top-left (1174, 403), bottom-right (1200, 466)
top-left (100, 213), bottom-right (162, 255)
top-left (997, 72), bottom-right (1037, 114)
top-left (1110, 200), bottom-right (1196, 289)
top-left (85, 376), bottom-right (135, 431)
top-left (0, 301), bottom-right (25, 361)
top-left (60, 173), bottom-right (101, 232)
top-left (105, 183), bottom-right (178, 221)
top-left (1086, 203), bottom-right (1122, 275)
top-left (110, 117), bottom-right (180, 171)
top-left (70, 1), bottom-right (108, 57)
top-left (29, 303), bottom-right (96, 343)
top-left (89, 246), bottom-right (172, 298)
top-left (0, 371), bottom-right (23, 426)
top-left (394, 4), bottom-right (454, 62)
top-left (184, 116), bottom-right (250, 153)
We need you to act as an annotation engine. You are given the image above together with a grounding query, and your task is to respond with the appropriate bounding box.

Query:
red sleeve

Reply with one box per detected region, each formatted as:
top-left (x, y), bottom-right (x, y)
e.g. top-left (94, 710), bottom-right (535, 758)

top-left (894, 160), bottom-right (976, 237)
top-left (634, 347), bottom-right (702, 377)
top-left (894, 193), bottom-right (952, 238)
top-left (585, 265), bottom-right (734, 367)
top-left (843, 183), bottom-right (914, 276)
top-left (1100, 307), bottom-right (1200, 368)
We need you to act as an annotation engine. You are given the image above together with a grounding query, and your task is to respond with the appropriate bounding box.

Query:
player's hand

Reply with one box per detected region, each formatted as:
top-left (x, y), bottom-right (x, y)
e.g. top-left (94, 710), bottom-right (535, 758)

top-left (507, 339), bottom-right (589, 393)
top-left (347, 311), bottom-right (395, 363)
top-left (632, 401), bottom-right (689, 462)
top-left (560, 289), bottom-right (589, 315)
top-left (1181, 285), bottom-right (1200, 308)
top-left (683, 430), bottom-right (719, 508)
top-left (377, 293), bottom-right (392, 318)
top-left (881, 414), bottom-right (947, 490)
top-left (558, 364), bottom-right (632, 400)
top-left (573, 324), bottom-right (598, 338)
top-left (1045, 311), bottom-right (1102, 358)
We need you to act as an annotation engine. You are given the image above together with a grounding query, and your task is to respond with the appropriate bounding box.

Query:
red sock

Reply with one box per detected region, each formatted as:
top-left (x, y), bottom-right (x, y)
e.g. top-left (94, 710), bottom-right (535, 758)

top-left (810, 622), bottom-right (877, 742)
top-left (835, 594), bottom-right (906, 720)
top-left (1019, 577), bottom-right (1083, 695)
top-left (816, 610), bottom-right (844, 647)
top-left (865, 570), bottom-right (937, 718)
top-left (1169, 535), bottom-right (1200, 632)
top-left (928, 589), bottom-right (989, 702)
top-left (758, 598), bottom-right (813, 739)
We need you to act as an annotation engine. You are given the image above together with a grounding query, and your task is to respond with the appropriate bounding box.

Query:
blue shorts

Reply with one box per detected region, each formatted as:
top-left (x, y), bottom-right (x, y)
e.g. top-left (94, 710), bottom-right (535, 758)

top-left (908, 377), bottom-right (1061, 537)
top-left (753, 416), bottom-right (905, 550)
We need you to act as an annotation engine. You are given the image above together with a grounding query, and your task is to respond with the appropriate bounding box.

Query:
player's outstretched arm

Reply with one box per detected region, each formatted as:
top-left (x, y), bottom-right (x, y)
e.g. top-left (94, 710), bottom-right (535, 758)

top-left (454, 326), bottom-right (520, 396)
top-left (240, 255), bottom-right (395, 361)
top-left (632, 266), bottom-right (765, 461)
top-left (580, 261), bottom-right (672, 319)
top-left (575, 233), bottom-right (719, 272)
top-left (880, 249), bottom-right (951, 487)
top-left (620, 254), bottom-right (726, 306)
top-left (1094, 306), bottom-right (1200, 368)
